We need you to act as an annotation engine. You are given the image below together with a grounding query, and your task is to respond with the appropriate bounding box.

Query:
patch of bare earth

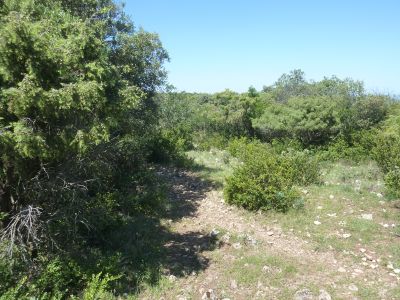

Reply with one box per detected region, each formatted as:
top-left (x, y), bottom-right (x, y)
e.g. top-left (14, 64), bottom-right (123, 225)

top-left (139, 167), bottom-right (399, 300)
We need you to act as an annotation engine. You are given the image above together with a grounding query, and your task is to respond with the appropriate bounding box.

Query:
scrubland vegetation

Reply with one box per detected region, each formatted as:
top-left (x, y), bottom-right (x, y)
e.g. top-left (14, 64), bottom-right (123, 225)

top-left (1, 0), bottom-right (400, 299)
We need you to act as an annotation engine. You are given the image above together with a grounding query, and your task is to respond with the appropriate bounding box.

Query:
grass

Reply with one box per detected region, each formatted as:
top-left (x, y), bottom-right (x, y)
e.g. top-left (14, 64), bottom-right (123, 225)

top-left (132, 150), bottom-right (400, 299)
top-left (187, 150), bottom-right (400, 292)
top-left (187, 148), bottom-right (239, 187)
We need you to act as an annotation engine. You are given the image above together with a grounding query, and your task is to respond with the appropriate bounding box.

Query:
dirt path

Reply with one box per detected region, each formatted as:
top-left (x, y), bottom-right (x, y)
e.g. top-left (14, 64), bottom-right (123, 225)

top-left (140, 167), bottom-right (399, 300)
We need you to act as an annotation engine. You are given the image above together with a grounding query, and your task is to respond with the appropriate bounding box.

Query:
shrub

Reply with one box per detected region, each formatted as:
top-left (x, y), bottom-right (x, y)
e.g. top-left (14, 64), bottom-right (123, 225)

top-left (384, 168), bottom-right (400, 198)
top-left (284, 149), bottom-right (321, 185)
top-left (82, 273), bottom-right (120, 300)
top-left (224, 151), bottom-right (301, 212)
top-left (372, 109), bottom-right (400, 196)
top-left (224, 140), bottom-right (321, 212)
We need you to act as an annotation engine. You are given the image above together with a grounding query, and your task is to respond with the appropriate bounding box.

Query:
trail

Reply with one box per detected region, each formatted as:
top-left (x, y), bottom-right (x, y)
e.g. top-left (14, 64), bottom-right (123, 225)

top-left (140, 167), bottom-right (399, 300)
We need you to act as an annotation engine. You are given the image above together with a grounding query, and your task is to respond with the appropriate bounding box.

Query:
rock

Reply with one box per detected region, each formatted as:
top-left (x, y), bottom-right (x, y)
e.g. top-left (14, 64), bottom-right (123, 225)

top-left (317, 205), bottom-right (323, 210)
top-left (202, 289), bottom-right (216, 300)
top-left (232, 242), bottom-right (242, 249)
top-left (314, 220), bottom-right (321, 225)
top-left (266, 231), bottom-right (274, 236)
top-left (342, 233), bottom-right (351, 239)
top-left (168, 275), bottom-right (177, 282)
top-left (262, 265), bottom-right (271, 273)
top-left (376, 193), bottom-right (383, 198)
top-left (370, 264), bottom-right (378, 269)
top-left (326, 213), bottom-right (336, 217)
top-left (348, 284), bottom-right (358, 292)
top-left (338, 267), bottom-right (346, 273)
top-left (210, 228), bottom-right (220, 237)
top-left (394, 268), bottom-right (400, 274)
top-left (360, 248), bottom-right (366, 253)
top-left (318, 289), bottom-right (332, 300)
top-left (230, 279), bottom-right (238, 289)
top-left (361, 213), bottom-right (373, 220)
top-left (329, 195), bottom-right (334, 200)
top-left (294, 289), bottom-right (313, 300)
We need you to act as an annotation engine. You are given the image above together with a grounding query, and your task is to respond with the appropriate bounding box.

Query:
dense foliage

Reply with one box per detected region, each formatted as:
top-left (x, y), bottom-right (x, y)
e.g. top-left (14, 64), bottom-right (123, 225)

top-left (0, 0), bottom-right (169, 297)
top-left (224, 139), bottom-right (320, 212)
top-left (372, 105), bottom-right (400, 197)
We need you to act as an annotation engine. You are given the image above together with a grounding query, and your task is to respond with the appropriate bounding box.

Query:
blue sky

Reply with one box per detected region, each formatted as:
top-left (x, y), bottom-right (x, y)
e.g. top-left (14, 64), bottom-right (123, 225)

top-left (123, 1), bottom-right (399, 94)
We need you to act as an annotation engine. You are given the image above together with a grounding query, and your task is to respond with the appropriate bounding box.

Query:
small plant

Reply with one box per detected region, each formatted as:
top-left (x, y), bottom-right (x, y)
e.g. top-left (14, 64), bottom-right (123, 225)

top-left (82, 272), bottom-right (120, 300)
top-left (224, 145), bottom-right (303, 212)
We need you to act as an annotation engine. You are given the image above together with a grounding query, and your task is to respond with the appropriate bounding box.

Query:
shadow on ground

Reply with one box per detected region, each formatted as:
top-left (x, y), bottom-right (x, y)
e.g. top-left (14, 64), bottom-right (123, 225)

top-left (157, 166), bottom-right (217, 221)
top-left (156, 166), bottom-right (220, 277)
top-left (95, 166), bottom-right (220, 294)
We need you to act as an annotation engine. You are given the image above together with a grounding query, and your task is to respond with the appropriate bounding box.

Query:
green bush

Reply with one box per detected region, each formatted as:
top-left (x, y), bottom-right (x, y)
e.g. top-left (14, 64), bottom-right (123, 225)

top-left (372, 109), bottom-right (400, 196)
top-left (384, 168), bottom-right (400, 198)
top-left (284, 149), bottom-right (321, 185)
top-left (224, 140), bottom-right (321, 212)
top-left (224, 152), bottom-right (301, 212)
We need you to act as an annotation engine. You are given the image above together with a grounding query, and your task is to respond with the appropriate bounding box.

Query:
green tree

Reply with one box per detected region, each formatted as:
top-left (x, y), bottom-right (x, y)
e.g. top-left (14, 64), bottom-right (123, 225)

top-left (0, 0), bottom-right (168, 257)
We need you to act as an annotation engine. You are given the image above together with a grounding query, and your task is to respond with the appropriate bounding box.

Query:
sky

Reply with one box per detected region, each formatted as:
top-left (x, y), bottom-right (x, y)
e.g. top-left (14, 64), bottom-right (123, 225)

top-left (123, 1), bottom-right (400, 94)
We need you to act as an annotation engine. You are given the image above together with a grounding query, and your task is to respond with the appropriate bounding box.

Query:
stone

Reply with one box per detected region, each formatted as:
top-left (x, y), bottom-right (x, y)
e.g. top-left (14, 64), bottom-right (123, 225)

top-left (168, 275), bottom-right (177, 282)
top-left (318, 289), bottom-right (332, 300)
top-left (348, 284), bottom-right (358, 292)
top-left (294, 288), bottom-right (314, 300)
top-left (314, 220), bottom-right (322, 225)
top-left (342, 233), bottom-right (351, 239)
top-left (202, 289), bottom-right (216, 300)
top-left (210, 228), bottom-right (220, 237)
top-left (232, 242), bottom-right (242, 249)
top-left (230, 279), bottom-right (238, 289)
top-left (361, 213), bottom-right (373, 220)
top-left (329, 194), bottom-right (335, 199)
top-left (338, 267), bottom-right (346, 273)
top-left (266, 231), bottom-right (274, 236)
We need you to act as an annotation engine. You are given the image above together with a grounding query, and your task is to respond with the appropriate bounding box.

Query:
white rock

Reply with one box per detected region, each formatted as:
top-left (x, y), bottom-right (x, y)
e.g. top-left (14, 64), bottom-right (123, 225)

top-left (318, 289), bottom-right (332, 300)
top-left (394, 269), bottom-right (400, 274)
top-left (326, 213), bottom-right (336, 217)
top-left (361, 213), bottom-right (373, 220)
top-left (370, 264), bottom-right (378, 269)
top-left (329, 195), bottom-right (334, 199)
top-left (376, 193), bottom-right (383, 198)
top-left (348, 284), bottom-right (358, 292)
top-left (168, 275), bottom-right (177, 282)
top-left (230, 279), bottom-right (238, 289)
top-left (314, 220), bottom-right (322, 225)
top-left (202, 289), bottom-right (216, 300)
top-left (266, 231), bottom-right (274, 236)
top-left (342, 233), bottom-right (351, 239)
top-left (232, 242), bottom-right (242, 249)
top-left (360, 248), bottom-right (366, 253)
top-left (317, 205), bottom-right (323, 210)
top-left (338, 267), bottom-right (346, 273)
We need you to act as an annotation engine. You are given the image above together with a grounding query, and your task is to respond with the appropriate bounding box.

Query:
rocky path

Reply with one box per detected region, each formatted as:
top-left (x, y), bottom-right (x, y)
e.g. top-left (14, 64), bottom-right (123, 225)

top-left (140, 167), bottom-right (399, 300)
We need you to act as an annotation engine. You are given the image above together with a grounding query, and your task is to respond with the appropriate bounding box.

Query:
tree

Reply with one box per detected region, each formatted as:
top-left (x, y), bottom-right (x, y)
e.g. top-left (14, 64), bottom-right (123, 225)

top-left (0, 0), bottom-right (168, 256)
